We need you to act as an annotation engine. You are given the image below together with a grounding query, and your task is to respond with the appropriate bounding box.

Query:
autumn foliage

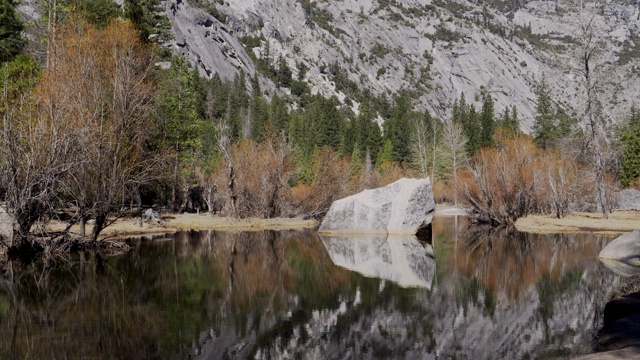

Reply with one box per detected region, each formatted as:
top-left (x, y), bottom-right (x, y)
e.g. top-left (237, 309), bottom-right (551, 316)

top-left (457, 134), bottom-right (589, 225)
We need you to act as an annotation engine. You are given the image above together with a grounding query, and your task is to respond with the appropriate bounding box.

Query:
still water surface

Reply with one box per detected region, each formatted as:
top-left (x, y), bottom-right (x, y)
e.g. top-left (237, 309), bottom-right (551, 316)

top-left (0, 216), bottom-right (622, 359)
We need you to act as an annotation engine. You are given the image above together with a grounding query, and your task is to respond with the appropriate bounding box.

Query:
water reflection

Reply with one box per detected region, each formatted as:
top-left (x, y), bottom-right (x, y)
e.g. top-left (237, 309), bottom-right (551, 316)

top-left (0, 218), bottom-right (621, 359)
top-left (319, 234), bottom-right (435, 288)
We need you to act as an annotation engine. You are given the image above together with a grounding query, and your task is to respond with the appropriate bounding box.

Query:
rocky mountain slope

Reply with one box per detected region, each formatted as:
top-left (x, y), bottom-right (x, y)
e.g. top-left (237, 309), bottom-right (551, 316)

top-left (162, 0), bottom-right (640, 131)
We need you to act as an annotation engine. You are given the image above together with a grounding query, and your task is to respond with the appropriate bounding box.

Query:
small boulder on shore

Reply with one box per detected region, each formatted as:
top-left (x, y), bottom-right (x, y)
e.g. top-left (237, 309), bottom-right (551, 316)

top-left (319, 178), bottom-right (435, 235)
top-left (617, 189), bottom-right (640, 211)
top-left (142, 209), bottom-right (163, 224)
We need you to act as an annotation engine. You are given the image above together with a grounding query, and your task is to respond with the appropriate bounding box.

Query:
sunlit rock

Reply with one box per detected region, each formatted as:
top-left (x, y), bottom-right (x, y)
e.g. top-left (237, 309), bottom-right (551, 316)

top-left (599, 231), bottom-right (640, 268)
top-left (319, 178), bottom-right (435, 235)
top-left (320, 234), bottom-right (435, 289)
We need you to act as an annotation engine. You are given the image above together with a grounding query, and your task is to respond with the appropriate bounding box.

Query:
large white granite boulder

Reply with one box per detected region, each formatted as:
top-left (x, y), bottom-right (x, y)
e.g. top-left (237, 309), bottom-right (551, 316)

top-left (599, 230), bottom-right (640, 265)
top-left (319, 178), bottom-right (435, 235)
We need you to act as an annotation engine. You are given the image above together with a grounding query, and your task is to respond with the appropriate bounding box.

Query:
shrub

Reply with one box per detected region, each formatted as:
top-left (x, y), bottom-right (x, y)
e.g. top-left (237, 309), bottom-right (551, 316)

top-left (457, 135), bottom-right (585, 224)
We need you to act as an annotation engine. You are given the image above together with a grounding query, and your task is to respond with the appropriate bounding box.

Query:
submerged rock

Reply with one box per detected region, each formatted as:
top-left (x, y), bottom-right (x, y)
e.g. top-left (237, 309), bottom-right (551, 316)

top-left (599, 230), bottom-right (640, 265)
top-left (319, 178), bottom-right (435, 235)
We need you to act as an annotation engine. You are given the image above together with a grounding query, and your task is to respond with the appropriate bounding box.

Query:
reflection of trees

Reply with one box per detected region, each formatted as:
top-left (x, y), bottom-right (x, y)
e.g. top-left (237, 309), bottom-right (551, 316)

top-left (448, 226), bottom-right (603, 302)
top-left (0, 255), bottom-right (166, 359)
top-left (0, 230), bottom-right (359, 359)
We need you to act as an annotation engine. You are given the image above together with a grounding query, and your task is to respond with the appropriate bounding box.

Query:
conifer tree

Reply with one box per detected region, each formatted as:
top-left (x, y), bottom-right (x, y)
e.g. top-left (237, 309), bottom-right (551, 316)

top-left (124, 0), bottom-right (172, 42)
top-left (377, 139), bottom-right (394, 166)
top-left (270, 95), bottom-right (289, 135)
top-left (465, 103), bottom-right (481, 155)
top-left (508, 105), bottom-right (520, 133)
top-left (480, 94), bottom-right (495, 148)
top-left (533, 76), bottom-right (555, 149)
top-left (0, 0), bottom-right (24, 62)
top-left (620, 108), bottom-right (640, 187)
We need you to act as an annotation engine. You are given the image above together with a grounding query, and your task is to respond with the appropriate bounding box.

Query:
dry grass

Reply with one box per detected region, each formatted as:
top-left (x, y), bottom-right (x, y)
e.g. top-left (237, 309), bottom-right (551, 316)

top-left (47, 213), bottom-right (317, 240)
top-left (515, 210), bottom-right (640, 235)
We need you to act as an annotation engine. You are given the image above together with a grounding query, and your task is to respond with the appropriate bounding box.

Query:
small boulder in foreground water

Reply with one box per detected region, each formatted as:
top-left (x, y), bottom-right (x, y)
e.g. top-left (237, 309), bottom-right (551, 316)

top-left (319, 178), bottom-right (435, 235)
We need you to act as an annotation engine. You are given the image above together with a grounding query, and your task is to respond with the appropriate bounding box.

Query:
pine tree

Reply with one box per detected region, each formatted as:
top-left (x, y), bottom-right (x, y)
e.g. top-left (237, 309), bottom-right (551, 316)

top-left (533, 76), bottom-right (555, 149)
top-left (0, 0), bottom-right (24, 62)
top-left (499, 106), bottom-right (510, 128)
top-left (377, 139), bottom-right (394, 166)
top-left (124, 0), bottom-right (172, 43)
top-left (275, 55), bottom-right (292, 88)
top-left (465, 103), bottom-right (481, 155)
top-left (620, 108), bottom-right (640, 187)
top-left (384, 95), bottom-right (412, 162)
top-left (480, 94), bottom-right (495, 148)
top-left (270, 95), bottom-right (290, 135)
top-left (508, 105), bottom-right (520, 133)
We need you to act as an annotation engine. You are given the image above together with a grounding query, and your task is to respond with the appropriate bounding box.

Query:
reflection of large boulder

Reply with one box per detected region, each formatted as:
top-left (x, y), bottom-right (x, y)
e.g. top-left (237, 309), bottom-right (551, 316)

top-left (319, 178), bottom-right (435, 235)
top-left (319, 234), bottom-right (435, 288)
top-left (599, 231), bottom-right (640, 265)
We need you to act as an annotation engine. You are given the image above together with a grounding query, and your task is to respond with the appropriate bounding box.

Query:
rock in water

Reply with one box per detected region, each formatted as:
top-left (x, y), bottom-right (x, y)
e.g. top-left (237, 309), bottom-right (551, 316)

top-left (599, 230), bottom-right (640, 263)
top-left (319, 178), bottom-right (435, 235)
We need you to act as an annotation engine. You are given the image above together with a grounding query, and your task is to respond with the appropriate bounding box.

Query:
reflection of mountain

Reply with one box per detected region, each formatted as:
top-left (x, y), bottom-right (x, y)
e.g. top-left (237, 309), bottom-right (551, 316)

top-left (319, 234), bottom-right (435, 289)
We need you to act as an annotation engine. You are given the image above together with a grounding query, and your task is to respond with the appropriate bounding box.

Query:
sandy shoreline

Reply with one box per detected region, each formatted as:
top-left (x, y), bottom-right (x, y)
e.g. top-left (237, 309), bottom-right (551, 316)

top-left (515, 210), bottom-right (640, 235)
top-left (47, 213), bottom-right (317, 240)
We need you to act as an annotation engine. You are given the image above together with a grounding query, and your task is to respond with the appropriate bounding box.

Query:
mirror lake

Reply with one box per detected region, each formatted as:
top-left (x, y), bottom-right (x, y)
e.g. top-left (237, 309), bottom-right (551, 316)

top-left (0, 215), bottom-right (622, 359)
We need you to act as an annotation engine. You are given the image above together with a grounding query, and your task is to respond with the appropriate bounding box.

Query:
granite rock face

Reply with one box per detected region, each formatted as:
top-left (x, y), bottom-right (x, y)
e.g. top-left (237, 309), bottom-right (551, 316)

top-left (319, 178), bottom-right (434, 235)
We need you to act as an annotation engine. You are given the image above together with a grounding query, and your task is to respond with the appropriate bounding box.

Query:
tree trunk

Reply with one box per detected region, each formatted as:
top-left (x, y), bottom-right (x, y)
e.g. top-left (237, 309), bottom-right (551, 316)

top-left (172, 154), bottom-right (179, 212)
top-left (91, 213), bottom-right (107, 242)
top-left (79, 214), bottom-right (86, 238)
top-left (585, 66), bottom-right (609, 219)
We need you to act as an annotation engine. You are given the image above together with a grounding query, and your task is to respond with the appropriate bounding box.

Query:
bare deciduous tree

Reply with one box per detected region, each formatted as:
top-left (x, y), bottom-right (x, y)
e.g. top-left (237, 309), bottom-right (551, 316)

top-left (411, 115), bottom-right (439, 179)
top-left (215, 120), bottom-right (238, 217)
top-left (62, 20), bottom-right (157, 241)
top-left (438, 121), bottom-right (468, 205)
top-left (566, 0), bottom-right (612, 218)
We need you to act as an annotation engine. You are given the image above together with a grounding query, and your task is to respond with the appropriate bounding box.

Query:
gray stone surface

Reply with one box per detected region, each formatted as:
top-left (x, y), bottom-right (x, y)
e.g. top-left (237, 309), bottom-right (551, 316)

top-left (319, 178), bottom-right (434, 235)
top-left (617, 189), bottom-right (640, 211)
top-left (142, 209), bottom-right (163, 224)
top-left (0, 206), bottom-right (14, 243)
top-left (599, 230), bottom-right (640, 264)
